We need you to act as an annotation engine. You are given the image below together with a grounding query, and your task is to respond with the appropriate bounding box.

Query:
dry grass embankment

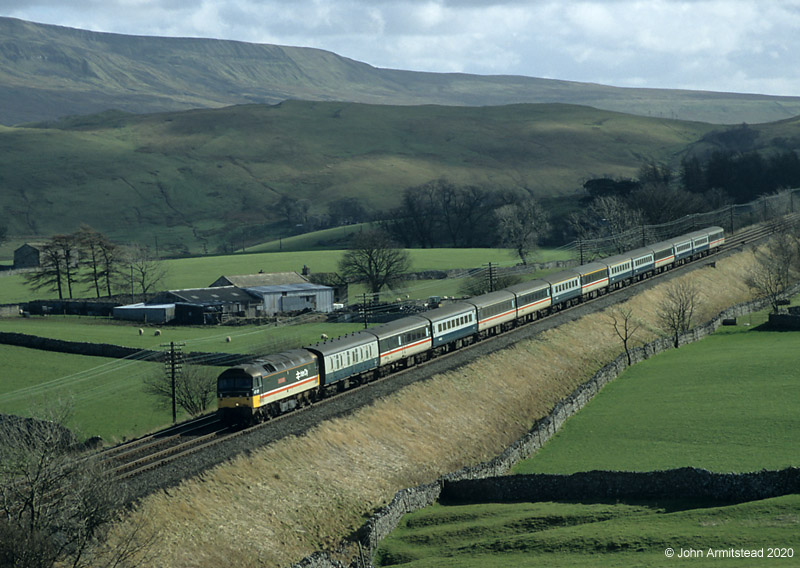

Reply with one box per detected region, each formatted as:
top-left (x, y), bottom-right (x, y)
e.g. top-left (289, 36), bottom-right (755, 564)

top-left (104, 251), bottom-right (757, 567)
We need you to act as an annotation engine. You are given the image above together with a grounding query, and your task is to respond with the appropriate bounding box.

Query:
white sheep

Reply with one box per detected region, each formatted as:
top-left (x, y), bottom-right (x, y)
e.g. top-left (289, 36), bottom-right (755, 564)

top-left (320, 333), bottom-right (329, 340)
top-left (154, 329), bottom-right (161, 336)
top-left (226, 336), bottom-right (232, 343)
top-left (138, 328), bottom-right (144, 335)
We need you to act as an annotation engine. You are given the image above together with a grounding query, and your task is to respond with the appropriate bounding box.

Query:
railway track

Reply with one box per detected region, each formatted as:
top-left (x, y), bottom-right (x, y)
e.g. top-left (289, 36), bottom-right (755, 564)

top-left (101, 217), bottom-right (797, 485)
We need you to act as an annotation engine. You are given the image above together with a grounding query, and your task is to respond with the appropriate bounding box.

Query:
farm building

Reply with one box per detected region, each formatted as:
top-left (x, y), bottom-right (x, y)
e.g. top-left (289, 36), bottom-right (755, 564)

top-left (209, 271), bottom-right (308, 288)
top-left (13, 243), bottom-right (41, 269)
top-left (113, 303), bottom-right (175, 324)
top-left (148, 286), bottom-right (259, 323)
top-left (246, 282), bottom-right (334, 316)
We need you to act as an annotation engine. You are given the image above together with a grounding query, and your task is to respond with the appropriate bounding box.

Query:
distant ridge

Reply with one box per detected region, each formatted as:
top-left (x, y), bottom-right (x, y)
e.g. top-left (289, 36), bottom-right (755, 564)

top-left (2, 16), bottom-right (800, 125)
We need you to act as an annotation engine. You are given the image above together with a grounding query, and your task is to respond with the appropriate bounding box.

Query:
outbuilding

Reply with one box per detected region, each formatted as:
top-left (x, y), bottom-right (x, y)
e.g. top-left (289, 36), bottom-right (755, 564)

top-left (112, 303), bottom-right (175, 324)
top-left (13, 244), bottom-right (41, 269)
top-left (246, 283), bottom-right (334, 316)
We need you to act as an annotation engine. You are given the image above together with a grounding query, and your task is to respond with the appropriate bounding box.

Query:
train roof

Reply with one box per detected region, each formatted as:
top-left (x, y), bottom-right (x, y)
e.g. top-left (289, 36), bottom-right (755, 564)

top-left (600, 252), bottom-right (634, 267)
top-left (541, 269), bottom-right (580, 285)
top-left (227, 348), bottom-right (317, 377)
top-left (575, 261), bottom-right (609, 276)
top-left (419, 301), bottom-right (476, 323)
top-left (366, 315), bottom-right (431, 339)
top-left (305, 330), bottom-right (377, 356)
top-left (463, 289), bottom-right (516, 308)
top-left (504, 278), bottom-right (550, 295)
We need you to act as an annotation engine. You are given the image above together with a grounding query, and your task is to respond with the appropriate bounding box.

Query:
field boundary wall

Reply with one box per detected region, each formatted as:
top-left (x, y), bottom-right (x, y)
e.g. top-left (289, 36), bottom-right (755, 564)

top-left (0, 331), bottom-right (250, 366)
top-left (292, 281), bottom-right (800, 568)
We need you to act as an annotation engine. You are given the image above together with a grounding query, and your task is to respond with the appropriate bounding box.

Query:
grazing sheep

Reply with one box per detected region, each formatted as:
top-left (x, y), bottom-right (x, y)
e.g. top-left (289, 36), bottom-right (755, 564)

top-left (226, 336), bottom-right (232, 343)
top-left (138, 328), bottom-right (144, 335)
top-left (320, 333), bottom-right (329, 340)
top-left (154, 329), bottom-right (161, 336)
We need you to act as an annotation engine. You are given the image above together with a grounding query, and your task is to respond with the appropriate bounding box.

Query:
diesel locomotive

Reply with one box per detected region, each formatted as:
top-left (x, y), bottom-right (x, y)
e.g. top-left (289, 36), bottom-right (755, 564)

top-left (217, 226), bottom-right (724, 424)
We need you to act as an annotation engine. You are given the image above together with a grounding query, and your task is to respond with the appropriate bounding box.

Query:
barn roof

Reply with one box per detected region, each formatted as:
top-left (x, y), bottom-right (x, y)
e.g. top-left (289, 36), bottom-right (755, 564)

top-left (209, 271), bottom-right (309, 288)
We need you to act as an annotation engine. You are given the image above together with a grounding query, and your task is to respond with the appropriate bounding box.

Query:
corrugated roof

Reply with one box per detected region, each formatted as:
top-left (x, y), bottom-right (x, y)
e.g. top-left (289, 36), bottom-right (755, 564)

top-left (246, 282), bottom-right (332, 295)
top-left (165, 286), bottom-right (256, 304)
top-left (210, 272), bottom-right (309, 288)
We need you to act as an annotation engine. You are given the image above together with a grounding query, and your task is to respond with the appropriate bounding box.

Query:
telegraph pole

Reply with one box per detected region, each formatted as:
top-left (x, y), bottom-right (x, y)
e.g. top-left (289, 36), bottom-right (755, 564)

top-left (163, 341), bottom-right (184, 423)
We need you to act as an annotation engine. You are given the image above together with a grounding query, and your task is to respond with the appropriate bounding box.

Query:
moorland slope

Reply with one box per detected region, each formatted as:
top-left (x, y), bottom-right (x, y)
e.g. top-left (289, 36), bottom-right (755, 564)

top-left (1, 101), bottom-right (719, 253)
top-left (3, 17), bottom-right (800, 126)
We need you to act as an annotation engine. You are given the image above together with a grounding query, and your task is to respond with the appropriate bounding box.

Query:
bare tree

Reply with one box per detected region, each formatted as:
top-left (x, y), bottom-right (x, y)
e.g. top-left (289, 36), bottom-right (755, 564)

top-left (339, 229), bottom-right (410, 296)
top-left (24, 234), bottom-right (81, 300)
top-left (143, 364), bottom-right (218, 417)
top-left (121, 245), bottom-right (167, 300)
top-left (606, 306), bottom-right (641, 365)
top-left (76, 226), bottom-right (119, 298)
top-left (744, 233), bottom-right (800, 313)
top-left (0, 408), bottom-right (143, 568)
top-left (495, 197), bottom-right (550, 265)
top-left (656, 279), bottom-right (699, 348)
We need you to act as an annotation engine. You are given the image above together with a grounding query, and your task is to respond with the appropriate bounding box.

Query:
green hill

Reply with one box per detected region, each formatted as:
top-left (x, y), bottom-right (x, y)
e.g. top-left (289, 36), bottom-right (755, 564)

top-left (1, 101), bottom-right (723, 254)
top-left (3, 16), bottom-right (800, 126)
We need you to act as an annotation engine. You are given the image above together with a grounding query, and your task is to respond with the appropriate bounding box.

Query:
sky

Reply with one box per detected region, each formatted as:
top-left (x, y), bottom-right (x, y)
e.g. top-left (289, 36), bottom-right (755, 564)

top-left (2, 0), bottom-right (800, 97)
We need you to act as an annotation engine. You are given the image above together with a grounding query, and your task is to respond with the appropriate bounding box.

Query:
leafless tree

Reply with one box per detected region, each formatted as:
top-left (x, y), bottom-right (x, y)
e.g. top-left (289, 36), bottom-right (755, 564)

top-left (76, 226), bottom-right (119, 298)
top-left (143, 364), bottom-right (218, 417)
top-left (0, 407), bottom-right (153, 568)
top-left (744, 233), bottom-right (800, 313)
top-left (339, 229), bottom-right (411, 296)
top-left (495, 197), bottom-right (550, 265)
top-left (606, 306), bottom-right (641, 365)
top-left (656, 279), bottom-right (699, 348)
top-left (24, 234), bottom-right (81, 300)
top-left (121, 245), bottom-right (167, 300)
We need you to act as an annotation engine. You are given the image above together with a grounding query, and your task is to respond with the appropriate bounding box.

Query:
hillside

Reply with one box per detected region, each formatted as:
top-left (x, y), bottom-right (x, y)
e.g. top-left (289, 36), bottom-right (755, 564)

top-left (3, 17), bottom-right (800, 126)
top-left (0, 101), bottom-right (722, 254)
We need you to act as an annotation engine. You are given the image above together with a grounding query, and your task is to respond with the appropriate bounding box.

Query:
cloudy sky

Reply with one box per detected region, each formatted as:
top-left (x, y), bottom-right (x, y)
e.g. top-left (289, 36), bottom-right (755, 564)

top-left (2, 0), bottom-right (799, 96)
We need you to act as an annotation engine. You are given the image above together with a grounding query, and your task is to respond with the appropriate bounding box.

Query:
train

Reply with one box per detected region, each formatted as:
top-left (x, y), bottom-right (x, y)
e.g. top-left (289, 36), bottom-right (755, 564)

top-left (217, 226), bottom-right (724, 424)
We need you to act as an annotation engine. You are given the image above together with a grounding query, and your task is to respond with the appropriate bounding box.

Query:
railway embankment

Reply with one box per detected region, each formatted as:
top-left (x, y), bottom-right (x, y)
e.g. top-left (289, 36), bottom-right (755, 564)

top-left (292, 280), bottom-right (800, 568)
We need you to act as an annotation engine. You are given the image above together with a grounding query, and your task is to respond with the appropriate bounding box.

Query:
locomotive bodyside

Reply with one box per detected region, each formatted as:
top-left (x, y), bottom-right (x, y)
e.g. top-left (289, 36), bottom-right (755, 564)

top-left (217, 349), bottom-right (319, 423)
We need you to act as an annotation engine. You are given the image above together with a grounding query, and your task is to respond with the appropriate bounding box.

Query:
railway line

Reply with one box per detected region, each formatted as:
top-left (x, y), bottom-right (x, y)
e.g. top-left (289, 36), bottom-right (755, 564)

top-left (99, 216), bottom-right (797, 493)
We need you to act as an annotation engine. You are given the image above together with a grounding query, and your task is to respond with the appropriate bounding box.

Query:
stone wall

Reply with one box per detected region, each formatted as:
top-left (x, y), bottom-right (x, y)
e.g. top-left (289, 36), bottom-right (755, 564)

top-left (0, 331), bottom-right (250, 366)
top-left (442, 467), bottom-right (800, 505)
top-left (291, 282), bottom-right (800, 568)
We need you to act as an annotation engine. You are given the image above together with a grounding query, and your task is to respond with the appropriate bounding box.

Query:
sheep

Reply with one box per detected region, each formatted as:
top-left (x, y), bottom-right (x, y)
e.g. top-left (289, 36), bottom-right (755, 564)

top-left (138, 328), bottom-right (144, 335)
top-left (226, 336), bottom-right (232, 343)
top-left (154, 329), bottom-right (161, 336)
top-left (320, 333), bottom-right (329, 341)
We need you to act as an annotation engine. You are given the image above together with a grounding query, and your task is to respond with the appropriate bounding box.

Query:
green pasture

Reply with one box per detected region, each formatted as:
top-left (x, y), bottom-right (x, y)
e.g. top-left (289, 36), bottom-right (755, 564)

top-left (514, 312), bottom-right (800, 474)
top-left (0, 316), bottom-right (365, 355)
top-left (376, 496), bottom-right (800, 567)
top-left (0, 345), bottom-right (169, 442)
top-left (0, 246), bottom-right (567, 304)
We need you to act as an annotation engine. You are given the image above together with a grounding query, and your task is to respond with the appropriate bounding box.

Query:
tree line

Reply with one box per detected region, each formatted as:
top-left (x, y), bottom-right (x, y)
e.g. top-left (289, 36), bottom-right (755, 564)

top-left (24, 226), bottom-right (166, 301)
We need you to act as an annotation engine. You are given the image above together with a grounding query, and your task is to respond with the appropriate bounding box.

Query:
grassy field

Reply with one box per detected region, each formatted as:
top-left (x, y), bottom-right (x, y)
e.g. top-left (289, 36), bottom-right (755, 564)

top-left (374, 306), bottom-right (800, 566)
top-left (375, 496), bottom-right (800, 567)
top-left (513, 310), bottom-right (800, 474)
top-left (0, 345), bottom-right (167, 442)
top-left (0, 315), bottom-right (365, 354)
top-left (0, 245), bottom-right (563, 304)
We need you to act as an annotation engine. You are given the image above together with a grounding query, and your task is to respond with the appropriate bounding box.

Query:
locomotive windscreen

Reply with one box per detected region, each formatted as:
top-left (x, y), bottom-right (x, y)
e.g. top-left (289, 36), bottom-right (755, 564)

top-left (218, 373), bottom-right (253, 391)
